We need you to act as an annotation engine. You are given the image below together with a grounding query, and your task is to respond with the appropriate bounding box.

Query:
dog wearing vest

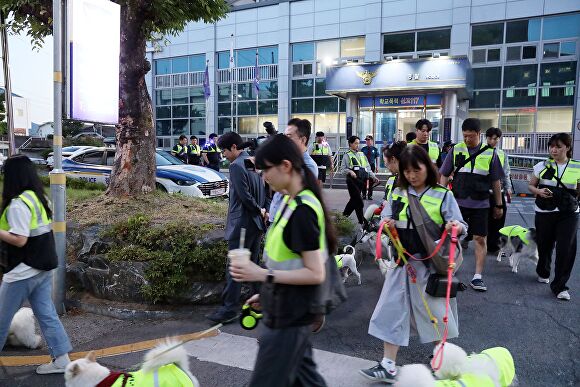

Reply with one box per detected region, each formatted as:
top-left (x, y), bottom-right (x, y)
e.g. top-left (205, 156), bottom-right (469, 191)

top-left (7, 307), bottom-right (42, 349)
top-left (497, 225), bottom-right (538, 274)
top-left (395, 342), bottom-right (516, 387)
top-left (335, 245), bottom-right (361, 285)
top-left (64, 340), bottom-right (199, 387)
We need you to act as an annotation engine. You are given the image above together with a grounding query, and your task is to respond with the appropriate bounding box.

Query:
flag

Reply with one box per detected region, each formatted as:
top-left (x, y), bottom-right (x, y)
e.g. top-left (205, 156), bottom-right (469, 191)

top-left (253, 50), bottom-right (260, 93)
top-left (229, 34), bottom-right (235, 71)
top-left (203, 61), bottom-right (211, 99)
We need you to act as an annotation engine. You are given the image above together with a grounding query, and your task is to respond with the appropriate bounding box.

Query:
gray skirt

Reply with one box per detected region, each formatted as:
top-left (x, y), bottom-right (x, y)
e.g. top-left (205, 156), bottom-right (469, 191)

top-left (368, 259), bottom-right (459, 346)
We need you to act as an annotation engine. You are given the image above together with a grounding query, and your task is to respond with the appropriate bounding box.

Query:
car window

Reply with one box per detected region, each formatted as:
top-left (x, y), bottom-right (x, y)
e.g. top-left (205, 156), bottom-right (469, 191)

top-left (106, 150), bottom-right (116, 166)
top-left (79, 151), bottom-right (105, 165)
top-left (155, 151), bottom-right (183, 166)
top-left (62, 146), bottom-right (80, 152)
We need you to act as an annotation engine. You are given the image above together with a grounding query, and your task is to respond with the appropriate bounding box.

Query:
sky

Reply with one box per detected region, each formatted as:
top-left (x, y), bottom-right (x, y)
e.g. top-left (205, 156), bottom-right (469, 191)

top-left (0, 32), bottom-right (53, 125)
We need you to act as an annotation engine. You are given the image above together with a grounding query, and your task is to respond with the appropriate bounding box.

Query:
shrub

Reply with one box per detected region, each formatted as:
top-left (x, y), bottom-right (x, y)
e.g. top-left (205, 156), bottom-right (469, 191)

top-left (331, 211), bottom-right (355, 237)
top-left (39, 175), bottom-right (106, 191)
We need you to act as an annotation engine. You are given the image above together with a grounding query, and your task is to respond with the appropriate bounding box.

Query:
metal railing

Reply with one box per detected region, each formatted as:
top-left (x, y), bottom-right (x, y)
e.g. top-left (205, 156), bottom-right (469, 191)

top-left (481, 132), bottom-right (553, 155)
top-left (217, 64), bottom-right (278, 83)
top-left (154, 71), bottom-right (205, 89)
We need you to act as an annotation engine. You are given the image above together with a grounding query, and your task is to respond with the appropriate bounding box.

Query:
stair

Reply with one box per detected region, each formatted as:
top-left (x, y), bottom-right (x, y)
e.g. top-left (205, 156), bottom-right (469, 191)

top-left (323, 173), bottom-right (392, 191)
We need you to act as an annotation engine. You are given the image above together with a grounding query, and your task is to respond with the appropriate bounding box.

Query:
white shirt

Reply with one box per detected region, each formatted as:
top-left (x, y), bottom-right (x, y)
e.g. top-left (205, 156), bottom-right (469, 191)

top-left (532, 160), bottom-right (579, 213)
top-left (2, 199), bottom-right (42, 283)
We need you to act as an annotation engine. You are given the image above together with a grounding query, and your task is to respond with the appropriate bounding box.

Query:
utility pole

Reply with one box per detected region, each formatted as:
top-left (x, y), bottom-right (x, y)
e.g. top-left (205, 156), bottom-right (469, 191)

top-left (0, 11), bottom-right (16, 155)
top-left (50, 0), bottom-right (67, 315)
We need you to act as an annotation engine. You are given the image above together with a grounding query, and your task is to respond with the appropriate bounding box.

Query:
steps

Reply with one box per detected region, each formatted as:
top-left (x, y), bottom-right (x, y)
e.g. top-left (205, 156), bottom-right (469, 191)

top-left (323, 173), bottom-right (391, 191)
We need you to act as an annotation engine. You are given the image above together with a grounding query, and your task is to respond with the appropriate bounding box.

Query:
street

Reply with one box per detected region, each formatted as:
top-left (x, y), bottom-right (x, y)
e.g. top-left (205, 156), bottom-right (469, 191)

top-left (0, 193), bottom-right (578, 387)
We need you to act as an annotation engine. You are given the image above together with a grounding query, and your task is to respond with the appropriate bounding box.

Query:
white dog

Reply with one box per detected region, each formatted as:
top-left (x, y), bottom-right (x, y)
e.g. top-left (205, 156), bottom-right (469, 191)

top-left (7, 307), bottom-right (42, 349)
top-left (497, 225), bottom-right (538, 274)
top-left (395, 342), bottom-right (515, 387)
top-left (335, 245), bottom-right (361, 285)
top-left (65, 340), bottom-right (199, 387)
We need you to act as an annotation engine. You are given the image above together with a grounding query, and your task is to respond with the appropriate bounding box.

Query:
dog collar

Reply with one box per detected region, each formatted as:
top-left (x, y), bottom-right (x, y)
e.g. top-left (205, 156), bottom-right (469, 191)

top-left (96, 371), bottom-right (131, 387)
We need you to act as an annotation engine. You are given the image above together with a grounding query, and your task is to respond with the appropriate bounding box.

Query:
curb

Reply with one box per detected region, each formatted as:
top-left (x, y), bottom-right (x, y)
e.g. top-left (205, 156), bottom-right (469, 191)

top-left (65, 299), bottom-right (198, 320)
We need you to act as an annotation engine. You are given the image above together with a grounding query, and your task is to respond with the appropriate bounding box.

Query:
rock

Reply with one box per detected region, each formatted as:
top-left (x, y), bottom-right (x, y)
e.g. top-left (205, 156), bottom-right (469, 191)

top-left (84, 260), bottom-right (148, 303)
top-left (66, 223), bottom-right (84, 263)
top-left (66, 261), bottom-right (89, 291)
top-left (77, 225), bottom-right (114, 262)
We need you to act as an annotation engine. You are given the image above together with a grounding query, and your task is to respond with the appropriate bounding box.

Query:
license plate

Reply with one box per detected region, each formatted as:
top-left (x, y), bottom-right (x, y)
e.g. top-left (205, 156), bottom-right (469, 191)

top-left (210, 188), bottom-right (226, 196)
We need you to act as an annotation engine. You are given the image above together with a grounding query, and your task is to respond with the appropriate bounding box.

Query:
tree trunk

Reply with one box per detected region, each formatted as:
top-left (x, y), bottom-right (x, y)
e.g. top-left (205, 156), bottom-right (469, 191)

top-left (106, 1), bottom-right (156, 197)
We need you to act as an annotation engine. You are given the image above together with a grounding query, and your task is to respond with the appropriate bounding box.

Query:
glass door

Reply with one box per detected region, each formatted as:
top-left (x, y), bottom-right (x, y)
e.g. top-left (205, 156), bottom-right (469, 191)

top-left (397, 109), bottom-right (423, 141)
top-left (426, 109), bottom-right (442, 143)
top-left (376, 111), bottom-right (397, 170)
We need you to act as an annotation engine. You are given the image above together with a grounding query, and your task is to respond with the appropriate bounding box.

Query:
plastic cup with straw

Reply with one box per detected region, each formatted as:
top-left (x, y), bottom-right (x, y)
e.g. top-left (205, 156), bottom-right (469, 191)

top-left (228, 227), bottom-right (251, 266)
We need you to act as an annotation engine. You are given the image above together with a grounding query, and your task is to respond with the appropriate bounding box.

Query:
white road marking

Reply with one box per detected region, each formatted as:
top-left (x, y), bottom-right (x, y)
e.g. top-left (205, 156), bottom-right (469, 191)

top-left (184, 332), bottom-right (376, 386)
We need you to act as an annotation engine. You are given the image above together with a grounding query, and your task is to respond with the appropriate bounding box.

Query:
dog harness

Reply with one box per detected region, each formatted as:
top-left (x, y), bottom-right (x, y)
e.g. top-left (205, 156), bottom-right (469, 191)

top-left (334, 255), bottom-right (344, 269)
top-left (96, 364), bottom-right (196, 387)
top-left (499, 225), bottom-right (530, 245)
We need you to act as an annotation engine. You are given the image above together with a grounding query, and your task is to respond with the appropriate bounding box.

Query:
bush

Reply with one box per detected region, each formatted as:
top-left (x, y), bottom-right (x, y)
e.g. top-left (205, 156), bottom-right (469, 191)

top-left (39, 175), bottom-right (106, 191)
top-left (331, 211), bottom-right (355, 237)
top-left (103, 214), bottom-right (228, 303)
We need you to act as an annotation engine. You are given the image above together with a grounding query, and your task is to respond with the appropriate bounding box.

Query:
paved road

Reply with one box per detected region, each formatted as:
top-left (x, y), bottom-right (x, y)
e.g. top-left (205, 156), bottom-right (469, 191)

top-left (1, 193), bottom-right (579, 387)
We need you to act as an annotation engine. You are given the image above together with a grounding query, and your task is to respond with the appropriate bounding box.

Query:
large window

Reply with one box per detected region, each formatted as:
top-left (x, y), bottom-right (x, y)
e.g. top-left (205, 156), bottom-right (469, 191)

top-left (503, 65), bottom-right (538, 88)
top-left (506, 19), bottom-right (540, 43)
top-left (537, 108), bottom-right (574, 132)
top-left (542, 14), bottom-right (580, 40)
top-left (470, 90), bottom-right (501, 108)
top-left (155, 86), bottom-right (207, 138)
top-left (473, 67), bottom-right (502, 89)
top-left (341, 37), bottom-right (365, 58)
top-left (383, 29), bottom-right (450, 57)
top-left (292, 42), bottom-right (314, 62)
top-left (540, 62), bottom-right (577, 86)
top-left (472, 23), bottom-right (504, 46)
top-left (417, 29), bottom-right (451, 51)
top-left (383, 32), bottom-right (414, 54)
top-left (154, 54), bottom-right (206, 75)
top-left (500, 110), bottom-right (535, 133)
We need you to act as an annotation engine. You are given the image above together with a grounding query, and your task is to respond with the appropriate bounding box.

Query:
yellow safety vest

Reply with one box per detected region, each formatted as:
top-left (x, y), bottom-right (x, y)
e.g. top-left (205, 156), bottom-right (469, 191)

top-left (312, 142), bottom-right (330, 155)
top-left (390, 186), bottom-right (447, 229)
top-left (384, 175), bottom-right (397, 201)
top-left (452, 142), bottom-right (495, 200)
top-left (188, 144), bottom-right (201, 156)
top-left (411, 140), bottom-right (440, 163)
top-left (345, 150), bottom-right (369, 169)
top-left (537, 158), bottom-right (580, 191)
top-left (0, 190), bottom-right (51, 234)
top-left (109, 364), bottom-right (197, 387)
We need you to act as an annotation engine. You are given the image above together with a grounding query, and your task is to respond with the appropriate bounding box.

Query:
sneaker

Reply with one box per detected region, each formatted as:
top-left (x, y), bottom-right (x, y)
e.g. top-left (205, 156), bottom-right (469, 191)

top-left (537, 276), bottom-right (550, 284)
top-left (205, 309), bottom-right (238, 324)
top-left (557, 290), bottom-right (571, 301)
top-left (359, 363), bottom-right (397, 384)
top-left (470, 278), bottom-right (487, 292)
top-left (36, 361), bottom-right (67, 375)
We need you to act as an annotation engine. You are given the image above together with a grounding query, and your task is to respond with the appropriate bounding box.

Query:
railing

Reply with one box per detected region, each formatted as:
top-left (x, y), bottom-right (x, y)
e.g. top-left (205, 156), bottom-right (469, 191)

top-left (217, 64), bottom-right (278, 83)
top-left (19, 137), bottom-right (33, 149)
top-left (154, 71), bottom-right (205, 89)
top-left (480, 132), bottom-right (552, 155)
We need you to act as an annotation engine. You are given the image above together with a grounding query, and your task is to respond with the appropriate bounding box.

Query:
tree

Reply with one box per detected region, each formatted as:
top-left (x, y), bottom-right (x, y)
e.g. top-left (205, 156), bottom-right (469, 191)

top-left (62, 119), bottom-right (84, 138)
top-left (1, 0), bottom-right (229, 196)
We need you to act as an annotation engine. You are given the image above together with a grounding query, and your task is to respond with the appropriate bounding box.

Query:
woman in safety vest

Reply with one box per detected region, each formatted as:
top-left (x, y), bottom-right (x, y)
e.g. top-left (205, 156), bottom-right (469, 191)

top-left (360, 146), bottom-right (467, 383)
top-left (382, 141), bottom-right (407, 202)
top-left (528, 133), bottom-right (579, 301)
top-left (0, 155), bottom-right (72, 374)
top-left (230, 134), bottom-right (337, 387)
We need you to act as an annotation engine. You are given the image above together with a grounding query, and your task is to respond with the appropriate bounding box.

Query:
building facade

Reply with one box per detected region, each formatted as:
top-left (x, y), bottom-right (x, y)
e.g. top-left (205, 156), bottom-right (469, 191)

top-left (147, 0), bottom-right (580, 157)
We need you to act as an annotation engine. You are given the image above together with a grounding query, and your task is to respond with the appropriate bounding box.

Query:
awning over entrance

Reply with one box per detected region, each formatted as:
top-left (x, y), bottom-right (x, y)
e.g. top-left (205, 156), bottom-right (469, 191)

top-left (325, 57), bottom-right (472, 99)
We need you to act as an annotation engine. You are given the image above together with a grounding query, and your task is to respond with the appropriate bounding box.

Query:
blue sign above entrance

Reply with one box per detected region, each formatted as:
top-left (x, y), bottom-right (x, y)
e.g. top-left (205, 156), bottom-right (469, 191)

top-left (360, 94), bottom-right (442, 108)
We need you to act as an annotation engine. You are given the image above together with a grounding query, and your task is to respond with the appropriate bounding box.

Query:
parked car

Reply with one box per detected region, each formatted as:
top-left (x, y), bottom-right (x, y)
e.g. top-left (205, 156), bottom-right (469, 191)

top-left (62, 147), bottom-right (229, 198)
top-left (47, 146), bottom-right (97, 169)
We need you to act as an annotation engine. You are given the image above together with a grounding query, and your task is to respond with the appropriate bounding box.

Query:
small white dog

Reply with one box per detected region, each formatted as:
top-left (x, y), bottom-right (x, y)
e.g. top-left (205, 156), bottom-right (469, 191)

top-left (395, 342), bottom-right (515, 387)
top-left (65, 340), bottom-right (199, 387)
top-left (7, 307), bottom-right (42, 349)
top-left (335, 245), bottom-right (361, 285)
top-left (497, 225), bottom-right (538, 274)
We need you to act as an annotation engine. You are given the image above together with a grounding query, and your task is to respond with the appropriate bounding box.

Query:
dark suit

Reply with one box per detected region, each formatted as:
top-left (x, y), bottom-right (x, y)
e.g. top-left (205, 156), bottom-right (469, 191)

top-left (222, 151), bottom-right (268, 313)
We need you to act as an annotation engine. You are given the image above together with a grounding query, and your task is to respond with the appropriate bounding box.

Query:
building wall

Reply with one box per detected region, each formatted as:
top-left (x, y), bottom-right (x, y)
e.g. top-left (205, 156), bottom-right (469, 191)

top-left (149, 0), bottom-right (580, 155)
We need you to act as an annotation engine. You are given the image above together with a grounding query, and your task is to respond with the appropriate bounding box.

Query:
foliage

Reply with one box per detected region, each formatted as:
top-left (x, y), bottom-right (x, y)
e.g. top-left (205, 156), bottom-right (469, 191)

top-left (103, 214), bottom-right (227, 303)
top-left (63, 136), bottom-right (104, 147)
top-left (0, 90), bottom-right (5, 136)
top-left (62, 119), bottom-right (85, 138)
top-left (331, 211), bottom-right (356, 237)
top-left (38, 175), bottom-right (107, 191)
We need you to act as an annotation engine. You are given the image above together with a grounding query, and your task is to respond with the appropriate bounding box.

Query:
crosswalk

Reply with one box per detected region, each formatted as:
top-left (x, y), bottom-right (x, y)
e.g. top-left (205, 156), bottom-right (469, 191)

top-left (185, 332), bottom-right (377, 387)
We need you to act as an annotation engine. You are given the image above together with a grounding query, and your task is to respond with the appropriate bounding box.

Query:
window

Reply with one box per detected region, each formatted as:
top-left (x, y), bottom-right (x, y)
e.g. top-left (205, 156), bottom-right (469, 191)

top-left (155, 59), bottom-right (171, 75)
top-left (506, 19), bottom-right (540, 43)
top-left (539, 87), bottom-right (575, 106)
top-left (78, 151), bottom-right (104, 165)
top-left (156, 90), bottom-right (171, 105)
top-left (292, 63), bottom-right (314, 77)
top-left (258, 100), bottom-right (277, 114)
top-left (315, 78), bottom-right (327, 96)
top-left (218, 51), bottom-right (230, 69)
top-left (172, 57), bottom-right (188, 73)
top-left (217, 103), bottom-right (231, 116)
top-left (472, 23), bottom-right (504, 46)
top-left (523, 45), bottom-right (537, 59)
top-left (258, 46), bottom-right (278, 65)
top-left (171, 88), bottom-right (189, 104)
top-left (218, 117), bottom-right (234, 134)
top-left (292, 99), bottom-right (314, 113)
top-left (217, 84), bottom-right (231, 102)
top-left (237, 49), bottom-right (255, 67)
top-left (540, 62), bottom-right (577, 86)
top-left (543, 43), bottom-right (559, 58)
top-left (560, 41), bottom-right (576, 57)
top-left (507, 46), bottom-right (521, 61)
top-left (189, 55), bottom-right (205, 72)
top-left (156, 106), bottom-right (171, 119)
top-left (292, 79), bottom-right (314, 97)
top-left (473, 67), bottom-right (502, 89)
top-left (191, 118), bottom-right (205, 136)
top-left (237, 101), bottom-right (257, 115)
top-left (503, 65), bottom-right (537, 88)
top-left (487, 48), bottom-right (500, 62)
top-left (156, 120), bottom-right (171, 136)
top-left (417, 29), bottom-right (451, 51)
top-left (172, 119), bottom-right (189, 136)
top-left (172, 104), bottom-right (189, 118)
top-left (237, 83), bottom-right (256, 101)
top-left (503, 89), bottom-right (536, 107)
top-left (470, 91), bottom-right (501, 108)
top-left (237, 117), bottom-right (257, 135)
top-left (190, 104), bottom-right (206, 117)
top-left (501, 110), bottom-right (535, 133)
top-left (258, 81), bottom-right (278, 100)
top-left (341, 37), bottom-right (365, 58)
top-left (292, 42), bottom-right (314, 62)
top-left (537, 108), bottom-right (574, 132)
top-left (472, 49), bottom-right (486, 64)
top-left (316, 40), bottom-right (340, 62)
top-left (383, 32), bottom-right (415, 54)
top-left (315, 97), bottom-right (338, 113)
top-left (467, 110), bottom-right (499, 130)
top-left (542, 14), bottom-right (580, 40)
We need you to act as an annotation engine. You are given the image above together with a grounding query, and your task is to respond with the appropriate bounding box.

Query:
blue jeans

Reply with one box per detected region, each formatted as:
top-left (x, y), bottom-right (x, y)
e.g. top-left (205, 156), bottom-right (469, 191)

top-left (0, 271), bottom-right (72, 358)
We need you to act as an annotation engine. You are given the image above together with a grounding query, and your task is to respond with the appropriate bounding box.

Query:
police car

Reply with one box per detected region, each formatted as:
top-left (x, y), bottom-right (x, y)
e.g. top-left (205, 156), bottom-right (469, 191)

top-left (62, 147), bottom-right (229, 198)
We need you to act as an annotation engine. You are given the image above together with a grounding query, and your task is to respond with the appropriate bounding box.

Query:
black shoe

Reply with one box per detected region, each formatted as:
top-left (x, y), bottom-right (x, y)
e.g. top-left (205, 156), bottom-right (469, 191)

top-left (359, 363), bottom-right (397, 383)
top-left (470, 278), bottom-right (487, 292)
top-left (362, 195), bottom-right (367, 200)
top-left (206, 309), bottom-right (238, 324)
top-left (368, 196), bottom-right (373, 200)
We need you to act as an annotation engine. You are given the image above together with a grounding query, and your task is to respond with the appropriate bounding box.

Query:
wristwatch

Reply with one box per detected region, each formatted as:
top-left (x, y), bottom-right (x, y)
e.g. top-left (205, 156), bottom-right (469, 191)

top-left (266, 269), bottom-right (275, 284)
top-left (494, 204), bottom-right (505, 209)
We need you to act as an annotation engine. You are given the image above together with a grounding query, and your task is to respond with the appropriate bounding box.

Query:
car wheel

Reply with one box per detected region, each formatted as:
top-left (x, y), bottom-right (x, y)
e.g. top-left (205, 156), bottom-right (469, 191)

top-left (156, 182), bottom-right (168, 192)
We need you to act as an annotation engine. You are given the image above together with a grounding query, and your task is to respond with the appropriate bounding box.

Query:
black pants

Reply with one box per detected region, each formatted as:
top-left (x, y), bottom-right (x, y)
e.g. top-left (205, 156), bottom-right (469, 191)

top-left (249, 324), bottom-right (327, 387)
top-left (317, 167), bottom-right (327, 183)
top-left (343, 176), bottom-right (364, 224)
top-left (361, 178), bottom-right (374, 199)
top-left (535, 211), bottom-right (578, 294)
top-left (223, 224), bottom-right (263, 312)
top-left (487, 194), bottom-right (507, 252)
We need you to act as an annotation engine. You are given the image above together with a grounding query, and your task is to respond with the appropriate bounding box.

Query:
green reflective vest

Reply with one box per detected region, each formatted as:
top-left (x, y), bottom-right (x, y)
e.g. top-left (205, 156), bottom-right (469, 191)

top-left (334, 255), bottom-right (343, 269)
top-left (312, 142), bottom-right (330, 155)
top-left (204, 144), bottom-right (221, 153)
top-left (109, 364), bottom-right (197, 387)
top-left (391, 186), bottom-right (447, 229)
top-left (384, 175), bottom-right (397, 201)
top-left (496, 148), bottom-right (506, 167)
top-left (173, 144), bottom-right (187, 154)
top-left (499, 225), bottom-right (530, 245)
top-left (537, 158), bottom-right (580, 190)
top-left (411, 140), bottom-right (440, 163)
top-left (264, 190), bottom-right (327, 270)
top-left (452, 142), bottom-right (495, 200)
top-left (0, 190), bottom-right (51, 234)
top-left (345, 150), bottom-right (369, 169)
top-left (188, 144), bottom-right (201, 156)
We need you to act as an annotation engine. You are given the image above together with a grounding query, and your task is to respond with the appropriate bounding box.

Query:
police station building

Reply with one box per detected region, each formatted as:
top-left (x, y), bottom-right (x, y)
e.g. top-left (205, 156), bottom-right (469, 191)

top-left (147, 0), bottom-right (580, 157)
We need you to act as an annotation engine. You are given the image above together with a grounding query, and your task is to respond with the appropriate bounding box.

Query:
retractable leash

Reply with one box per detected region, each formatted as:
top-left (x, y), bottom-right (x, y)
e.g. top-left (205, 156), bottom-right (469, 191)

top-left (431, 225), bottom-right (458, 372)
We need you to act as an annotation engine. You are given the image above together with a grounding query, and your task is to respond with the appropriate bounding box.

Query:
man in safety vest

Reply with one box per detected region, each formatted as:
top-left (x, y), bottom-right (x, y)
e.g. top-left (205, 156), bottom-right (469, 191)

top-left (440, 118), bottom-right (504, 292)
top-left (311, 131), bottom-right (333, 183)
top-left (171, 135), bottom-right (189, 164)
top-left (485, 127), bottom-right (512, 253)
top-left (202, 133), bottom-right (222, 171)
top-left (188, 135), bottom-right (202, 166)
top-left (410, 119), bottom-right (441, 167)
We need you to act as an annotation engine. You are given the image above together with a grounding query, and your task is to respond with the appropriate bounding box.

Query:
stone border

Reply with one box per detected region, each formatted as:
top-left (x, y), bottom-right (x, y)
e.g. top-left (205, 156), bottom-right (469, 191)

top-left (65, 298), bottom-right (198, 320)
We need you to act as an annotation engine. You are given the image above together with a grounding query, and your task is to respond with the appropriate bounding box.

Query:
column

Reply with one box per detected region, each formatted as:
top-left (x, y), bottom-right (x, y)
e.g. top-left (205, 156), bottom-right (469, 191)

top-left (278, 2), bottom-right (291, 129)
top-left (443, 90), bottom-right (459, 143)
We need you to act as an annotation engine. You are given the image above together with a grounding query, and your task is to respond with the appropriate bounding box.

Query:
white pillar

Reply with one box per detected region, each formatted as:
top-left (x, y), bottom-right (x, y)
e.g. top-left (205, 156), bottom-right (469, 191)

top-left (443, 91), bottom-right (459, 143)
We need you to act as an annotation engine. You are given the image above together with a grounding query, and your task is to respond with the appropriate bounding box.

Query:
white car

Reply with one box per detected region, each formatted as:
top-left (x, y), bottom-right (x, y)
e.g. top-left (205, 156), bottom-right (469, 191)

top-left (46, 146), bottom-right (97, 169)
top-left (62, 147), bottom-right (229, 198)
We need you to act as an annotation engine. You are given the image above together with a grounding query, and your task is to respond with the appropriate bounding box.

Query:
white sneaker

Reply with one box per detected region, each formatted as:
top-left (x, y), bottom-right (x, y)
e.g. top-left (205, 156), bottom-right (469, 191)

top-left (36, 361), bottom-right (67, 374)
top-left (557, 290), bottom-right (571, 301)
top-left (537, 276), bottom-right (550, 284)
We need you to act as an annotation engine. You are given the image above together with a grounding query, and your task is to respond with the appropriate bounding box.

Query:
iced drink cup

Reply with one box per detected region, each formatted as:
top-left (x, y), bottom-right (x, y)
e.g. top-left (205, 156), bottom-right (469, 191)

top-left (228, 248), bottom-right (251, 266)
